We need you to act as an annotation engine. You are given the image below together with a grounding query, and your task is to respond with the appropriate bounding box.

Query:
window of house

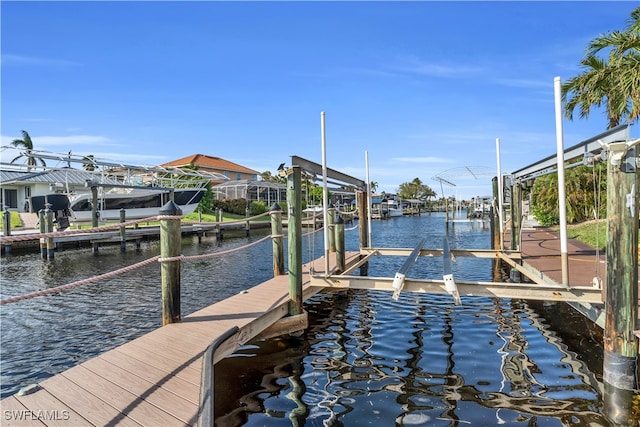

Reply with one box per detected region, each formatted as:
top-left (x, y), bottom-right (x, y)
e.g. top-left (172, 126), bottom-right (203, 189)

top-left (2, 189), bottom-right (18, 209)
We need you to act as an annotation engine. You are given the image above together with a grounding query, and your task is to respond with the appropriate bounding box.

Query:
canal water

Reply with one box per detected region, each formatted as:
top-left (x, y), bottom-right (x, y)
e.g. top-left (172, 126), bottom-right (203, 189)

top-left (0, 213), bottom-right (613, 424)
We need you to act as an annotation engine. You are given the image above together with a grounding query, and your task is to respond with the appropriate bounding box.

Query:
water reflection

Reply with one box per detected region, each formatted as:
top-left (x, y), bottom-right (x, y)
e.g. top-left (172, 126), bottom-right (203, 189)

top-left (0, 213), bottom-right (624, 425)
top-left (216, 289), bottom-right (611, 426)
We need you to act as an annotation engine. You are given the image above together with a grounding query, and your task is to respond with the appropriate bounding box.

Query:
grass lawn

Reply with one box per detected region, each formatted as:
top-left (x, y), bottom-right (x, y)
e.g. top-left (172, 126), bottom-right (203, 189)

top-left (183, 211), bottom-right (271, 223)
top-left (9, 211), bottom-right (22, 228)
top-left (560, 220), bottom-right (608, 251)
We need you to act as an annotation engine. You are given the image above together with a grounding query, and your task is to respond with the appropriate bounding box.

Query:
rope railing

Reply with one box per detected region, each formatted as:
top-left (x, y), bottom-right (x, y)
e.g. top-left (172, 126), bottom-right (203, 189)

top-left (0, 255), bottom-right (161, 305)
top-left (1, 208), bottom-right (355, 305)
top-left (0, 211), bottom-right (275, 244)
top-left (1, 230), bottom-right (277, 305)
top-left (183, 210), bottom-right (271, 227)
top-left (0, 215), bottom-right (178, 243)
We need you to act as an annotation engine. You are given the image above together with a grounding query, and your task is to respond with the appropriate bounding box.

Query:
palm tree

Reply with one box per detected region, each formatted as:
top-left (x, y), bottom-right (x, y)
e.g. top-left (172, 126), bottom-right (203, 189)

top-left (369, 181), bottom-right (379, 194)
top-left (562, 7), bottom-right (640, 128)
top-left (82, 155), bottom-right (97, 171)
top-left (10, 130), bottom-right (46, 169)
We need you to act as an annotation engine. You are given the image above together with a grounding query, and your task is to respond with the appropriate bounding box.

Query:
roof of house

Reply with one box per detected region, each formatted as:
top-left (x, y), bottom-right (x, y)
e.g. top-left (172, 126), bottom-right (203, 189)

top-left (162, 154), bottom-right (259, 175)
top-left (0, 169), bottom-right (121, 186)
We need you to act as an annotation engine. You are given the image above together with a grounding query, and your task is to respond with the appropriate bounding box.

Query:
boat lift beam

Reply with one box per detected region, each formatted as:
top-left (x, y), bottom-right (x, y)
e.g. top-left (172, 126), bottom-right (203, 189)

top-left (311, 275), bottom-right (603, 304)
top-left (290, 155), bottom-right (366, 191)
top-left (391, 238), bottom-right (426, 300)
top-left (510, 124), bottom-right (631, 182)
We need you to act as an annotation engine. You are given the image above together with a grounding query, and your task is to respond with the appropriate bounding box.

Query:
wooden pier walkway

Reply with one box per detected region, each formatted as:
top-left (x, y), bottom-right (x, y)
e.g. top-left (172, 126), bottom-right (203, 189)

top-left (0, 252), bottom-right (360, 426)
top-left (517, 225), bottom-right (607, 289)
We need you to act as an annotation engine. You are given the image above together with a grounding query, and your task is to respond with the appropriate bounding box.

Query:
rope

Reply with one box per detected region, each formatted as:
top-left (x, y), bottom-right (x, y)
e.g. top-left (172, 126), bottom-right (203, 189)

top-left (1, 255), bottom-right (161, 305)
top-left (0, 215), bottom-right (183, 244)
top-left (2, 211), bottom-right (349, 305)
top-left (182, 210), bottom-right (271, 227)
top-left (2, 233), bottom-right (277, 305)
top-left (158, 234), bottom-right (273, 262)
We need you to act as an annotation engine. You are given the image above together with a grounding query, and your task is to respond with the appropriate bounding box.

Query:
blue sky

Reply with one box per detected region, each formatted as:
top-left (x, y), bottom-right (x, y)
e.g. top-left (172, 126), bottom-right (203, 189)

top-left (1, 1), bottom-right (638, 199)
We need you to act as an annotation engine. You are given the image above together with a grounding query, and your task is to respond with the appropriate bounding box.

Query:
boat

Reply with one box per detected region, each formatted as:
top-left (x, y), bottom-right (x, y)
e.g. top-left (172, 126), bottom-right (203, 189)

top-left (12, 151), bottom-right (228, 228)
top-left (382, 199), bottom-right (404, 217)
top-left (71, 186), bottom-right (206, 222)
top-left (29, 186), bottom-right (207, 227)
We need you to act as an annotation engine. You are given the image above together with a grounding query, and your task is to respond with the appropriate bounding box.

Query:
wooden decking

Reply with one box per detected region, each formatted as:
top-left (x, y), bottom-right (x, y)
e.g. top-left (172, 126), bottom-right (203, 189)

top-left (0, 252), bottom-right (360, 427)
top-left (517, 226), bottom-right (607, 288)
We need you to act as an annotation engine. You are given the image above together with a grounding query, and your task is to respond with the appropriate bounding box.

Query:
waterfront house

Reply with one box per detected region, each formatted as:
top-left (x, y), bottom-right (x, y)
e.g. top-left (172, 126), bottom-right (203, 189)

top-left (161, 154), bottom-right (259, 183)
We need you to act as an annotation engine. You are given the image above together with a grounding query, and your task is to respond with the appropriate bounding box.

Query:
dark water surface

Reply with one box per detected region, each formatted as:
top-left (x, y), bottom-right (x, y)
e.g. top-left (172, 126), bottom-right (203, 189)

top-left (0, 214), bottom-right (614, 424)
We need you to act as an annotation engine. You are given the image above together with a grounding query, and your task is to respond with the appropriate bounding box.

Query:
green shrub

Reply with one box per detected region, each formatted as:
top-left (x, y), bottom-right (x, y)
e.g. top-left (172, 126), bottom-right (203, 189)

top-left (532, 206), bottom-right (558, 226)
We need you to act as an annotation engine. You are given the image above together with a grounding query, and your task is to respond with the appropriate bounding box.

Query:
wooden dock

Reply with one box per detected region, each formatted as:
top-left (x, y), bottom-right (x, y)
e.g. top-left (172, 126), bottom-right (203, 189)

top-left (0, 252), bottom-right (361, 426)
top-left (517, 226), bottom-right (607, 289)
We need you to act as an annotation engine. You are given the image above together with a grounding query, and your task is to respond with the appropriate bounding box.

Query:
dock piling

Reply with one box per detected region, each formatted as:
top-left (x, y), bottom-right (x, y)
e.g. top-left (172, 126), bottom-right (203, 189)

top-left (119, 208), bottom-right (126, 252)
top-left (603, 142), bottom-right (638, 414)
top-left (328, 203), bottom-right (336, 252)
top-left (356, 190), bottom-right (369, 276)
top-left (287, 166), bottom-right (303, 316)
top-left (245, 206), bottom-right (251, 237)
top-left (334, 215), bottom-right (345, 273)
top-left (270, 203), bottom-right (285, 276)
top-left (38, 209), bottom-right (46, 259)
top-left (160, 201), bottom-right (182, 325)
top-left (3, 210), bottom-right (12, 255)
top-left (45, 204), bottom-right (54, 260)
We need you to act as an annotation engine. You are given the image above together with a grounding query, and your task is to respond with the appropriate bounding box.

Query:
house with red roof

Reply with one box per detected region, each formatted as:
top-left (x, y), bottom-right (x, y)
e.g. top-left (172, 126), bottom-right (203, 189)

top-left (161, 154), bottom-right (259, 185)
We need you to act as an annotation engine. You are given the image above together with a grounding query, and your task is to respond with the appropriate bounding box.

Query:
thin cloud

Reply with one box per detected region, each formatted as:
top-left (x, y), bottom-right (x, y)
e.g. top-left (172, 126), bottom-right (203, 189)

top-left (391, 55), bottom-right (484, 78)
top-left (493, 78), bottom-right (551, 89)
top-left (392, 156), bottom-right (452, 163)
top-left (36, 135), bottom-right (116, 146)
top-left (2, 54), bottom-right (81, 67)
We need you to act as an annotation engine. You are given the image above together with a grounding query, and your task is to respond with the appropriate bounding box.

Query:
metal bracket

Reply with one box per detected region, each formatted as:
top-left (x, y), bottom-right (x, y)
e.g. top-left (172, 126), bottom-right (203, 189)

top-left (443, 237), bottom-right (461, 305)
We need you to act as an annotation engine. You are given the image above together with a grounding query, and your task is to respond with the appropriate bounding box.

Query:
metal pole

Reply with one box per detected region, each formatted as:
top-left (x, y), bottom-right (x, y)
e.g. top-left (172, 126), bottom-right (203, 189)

top-left (553, 76), bottom-right (570, 287)
top-left (495, 138), bottom-right (504, 249)
top-left (321, 111), bottom-right (330, 275)
top-left (365, 151), bottom-right (372, 248)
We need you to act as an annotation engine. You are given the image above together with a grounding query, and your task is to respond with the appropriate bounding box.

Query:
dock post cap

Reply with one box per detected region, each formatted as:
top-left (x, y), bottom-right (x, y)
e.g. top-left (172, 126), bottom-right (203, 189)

top-left (269, 203), bottom-right (282, 212)
top-left (159, 201), bottom-right (183, 216)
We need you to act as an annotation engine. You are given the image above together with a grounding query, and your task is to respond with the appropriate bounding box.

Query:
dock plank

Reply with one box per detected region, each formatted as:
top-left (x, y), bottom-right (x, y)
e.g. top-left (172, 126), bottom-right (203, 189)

top-left (38, 374), bottom-right (143, 426)
top-left (112, 344), bottom-right (202, 386)
top-left (60, 365), bottom-right (187, 427)
top-left (13, 389), bottom-right (89, 427)
top-left (81, 357), bottom-right (199, 425)
top-left (0, 396), bottom-right (46, 427)
top-left (97, 350), bottom-right (200, 404)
